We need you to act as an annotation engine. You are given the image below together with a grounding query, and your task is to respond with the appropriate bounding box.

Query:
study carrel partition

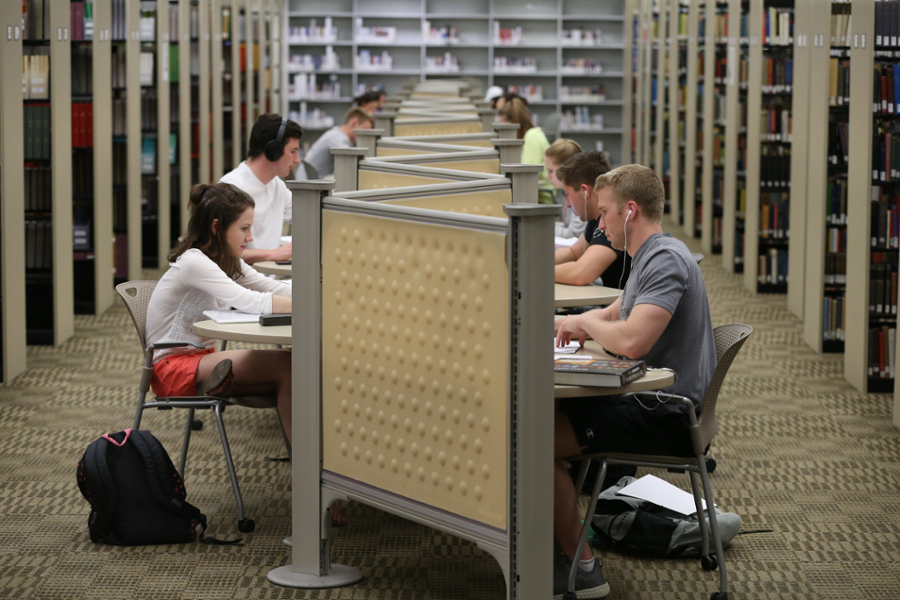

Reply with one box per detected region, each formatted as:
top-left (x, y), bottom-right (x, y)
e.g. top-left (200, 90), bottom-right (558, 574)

top-left (269, 179), bottom-right (561, 600)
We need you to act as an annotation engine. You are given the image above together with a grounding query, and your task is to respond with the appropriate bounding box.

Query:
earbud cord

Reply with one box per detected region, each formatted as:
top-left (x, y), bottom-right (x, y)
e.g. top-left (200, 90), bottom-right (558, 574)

top-left (619, 209), bottom-right (630, 289)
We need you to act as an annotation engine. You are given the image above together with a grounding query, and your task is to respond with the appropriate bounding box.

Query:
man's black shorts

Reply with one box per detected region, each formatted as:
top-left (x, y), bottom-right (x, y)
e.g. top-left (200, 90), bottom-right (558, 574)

top-left (559, 395), bottom-right (696, 457)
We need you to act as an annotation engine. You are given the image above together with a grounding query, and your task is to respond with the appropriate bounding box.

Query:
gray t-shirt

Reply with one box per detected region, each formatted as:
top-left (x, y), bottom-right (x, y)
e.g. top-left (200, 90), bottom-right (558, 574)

top-left (618, 233), bottom-right (716, 413)
top-left (303, 126), bottom-right (352, 178)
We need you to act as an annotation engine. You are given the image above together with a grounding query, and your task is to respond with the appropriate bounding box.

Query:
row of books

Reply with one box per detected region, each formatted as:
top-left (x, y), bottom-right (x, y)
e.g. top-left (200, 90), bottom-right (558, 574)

top-left (139, 53), bottom-right (155, 87)
top-left (757, 248), bottom-right (788, 285)
top-left (867, 326), bottom-right (895, 380)
top-left (505, 84), bottom-right (544, 103)
top-left (826, 225), bottom-right (847, 255)
top-left (828, 120), bottom-right (849, 168)
top-left (141, 138), bottom-right (156, 176)
top-left (714, 11), bottom-right (727, 40)
top-left (828, 59), bottom-right (850, 107)
top-left (825, 252), bottom-right (847, 286)
top-left (24, 164), bottom-right (51, 212)
top-left (870, 199), bottom-right (900, 250)
top-left (560, 86), bottom-right (605, 103)
top-left (872, 125), bottom-right (900, 182)
top-left (830, 10), bottom-right (852, 48)
top-left (872, 63), bottom-right (900, 114)
top-left (72, 103), bottom-right (93, 148)
top-left (762, 57), bottom-right (793, 94)
top-left (760, 193), bottom-right (789, 239)
top-left (24, 105), bottom-right (51, 161)
top-left (493, 57), bottom-right (537, 73)
top-left (760, 108), bottom-right (792, 142)
top-left (763, 7), bottom-right (793, 47)
top-left (869, 261), bottom-right (898, 317)
top-left (22, 0), bottom-right (48, 41)
top-left (23, 54), bottom-right (49, 101)
top-left (826, 178), bottom-right (848, 226)
top-left (25, 220), bottom-right (53, 271)
top-left (72, 46), bottom-right (93, 97)
top-left (73, 152), bottom-right (93, 199)
top-left (823, 296), bottom-right (845, 342)
top-left (69, 1), bottom-right (94, 42)
top-left (875, 0), bottom-right (900, 49)
top-left (760, 152), bottom-right (791, 188)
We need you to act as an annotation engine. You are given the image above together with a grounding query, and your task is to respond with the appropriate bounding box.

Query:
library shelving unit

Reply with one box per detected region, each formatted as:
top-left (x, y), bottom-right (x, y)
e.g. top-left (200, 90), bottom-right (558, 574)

top-left (71, 0), bottom-right (115, 316)
top-left (622, 0), bottom-right (636, 165)
top-left (628, 0), bottom-right (640, 163)
top-left (802, 0), bottom-right (850, 353)
top-left (244, 0), bottom-right (257, 149)
top-left (651, 0), bottom-right (668, 206)
top-left (177, 0), bottom-right (191, 235)
top-left (284, 0), bottom-right (629, 164)
top-left (682, 0), bottom-right (703, 239)
top-left (720, 0), bottom-right (745, 273)
top-left (637, 0), bottom-right (653, 165)
top-left (743, 0), bottom-right (794, 294)
top-left (1, 1), bottom-right (26, 381)
top-left (155, 0), bottom-right (172, 264)
top-left (845, 0), bottom-right (898, 394)
top-left (699, 0), bottom-right (715, 250)
top-left (139, 1), bottom-right (163, 269)
top-left (197, 0), bottom-right (211, 184)
top-left (709, 0), bottom-right (727, 256)
top-left (212, 0), bottom-right (226, 178)
top-left (667, 0), bottom-right (688, 226)
top-left (23, 0), bottom-right (74, 345)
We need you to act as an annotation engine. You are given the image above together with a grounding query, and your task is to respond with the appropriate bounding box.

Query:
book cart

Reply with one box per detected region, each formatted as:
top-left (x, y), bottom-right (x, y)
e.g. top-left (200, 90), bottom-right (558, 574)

top-left (0, 1), bottom-right (26, 381)
top-left (846, 0), bottom-right (900, 395)
top-left (801, 0), bottom-right (852, 353)
top-left (743, 0), bottom-right (794, 294)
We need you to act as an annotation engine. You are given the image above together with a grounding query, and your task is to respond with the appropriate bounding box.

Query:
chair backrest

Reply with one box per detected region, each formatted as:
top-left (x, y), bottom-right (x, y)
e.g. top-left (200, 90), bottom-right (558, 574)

top-left (693, 253), bottom-right (704, 264)
top-left (694, 324), bottom-right (753, 454)
top-left (115, 280), bottom-right (158, 351)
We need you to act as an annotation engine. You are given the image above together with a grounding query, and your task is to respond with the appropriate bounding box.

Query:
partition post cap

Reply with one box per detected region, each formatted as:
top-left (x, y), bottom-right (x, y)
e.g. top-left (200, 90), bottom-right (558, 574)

top-left (331, 147), bottom-right (369, 156)
top-left (492, 139), bottom-right (525, 147)
top-left (503, 203), bottom-right (562, 217)
top-left (286, 179), bottom-right (336, 191)
top-left (500, 163), bottom-right (545, 174)
top-left (355, 128), bottom-right (385, 136)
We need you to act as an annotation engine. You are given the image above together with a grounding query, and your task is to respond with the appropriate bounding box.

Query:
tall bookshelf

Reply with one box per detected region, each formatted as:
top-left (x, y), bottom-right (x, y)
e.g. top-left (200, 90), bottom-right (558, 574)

top-left (720, 0), bottom-right (745, 273)
top-left (744, 0), bottom-right (794, 294)
top-left (802, 0), bottom-right (851, 353)
top-left (668, 0), bottom-right (687, 226)
top-left (628, 0), bottom-right (640, 163)
top-left (651, 0), bottom-right (668, 205)
top-left (0, 0), bottom-right (26, 381)
top-left (156, 0), bottom-right (172, 263)
top-left (23, 0), bottom-right (75, 345)
top-left (846, 0), bottom-right (898, 393)
top-left (284, 0), bottom-right (629, 164)
top-left (682, 0), bottom-right (700, 238)
top-left (623, 0), bottom-right (636, 165)
top-left (700, 0), bottom-right (715, 251)
top-left (212, 0), bottom-right (225, 178)
top-left (710, 0), bottom-right (727, 256)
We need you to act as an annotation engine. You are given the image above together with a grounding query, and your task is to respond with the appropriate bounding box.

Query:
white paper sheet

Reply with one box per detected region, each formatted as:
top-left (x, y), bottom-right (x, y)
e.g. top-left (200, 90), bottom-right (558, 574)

top-left (617, 474), bottom-right (708, 516)
top-left (554, 339), bottom-right (583, 354)
top-left (201, 310), bottom-right (261, 324)
top-left (555, 236), bottom-right (578, 248)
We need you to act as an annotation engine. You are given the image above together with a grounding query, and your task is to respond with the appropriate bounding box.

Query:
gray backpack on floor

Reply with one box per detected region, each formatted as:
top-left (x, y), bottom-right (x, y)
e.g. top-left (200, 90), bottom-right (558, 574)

top-left (590, 476), bottom-right (741, 557)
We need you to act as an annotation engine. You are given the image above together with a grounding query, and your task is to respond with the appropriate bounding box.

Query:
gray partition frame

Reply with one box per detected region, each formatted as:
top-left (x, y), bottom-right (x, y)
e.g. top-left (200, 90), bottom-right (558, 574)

top-left (270, 180), bottom-right (559, 600)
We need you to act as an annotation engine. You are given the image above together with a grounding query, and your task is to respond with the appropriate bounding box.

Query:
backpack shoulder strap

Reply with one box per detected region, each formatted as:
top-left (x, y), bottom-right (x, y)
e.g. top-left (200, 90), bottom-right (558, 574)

top-left (83, 438), bottom-right (117, 543)
top-left (129, 430), bottom-right (206, 525)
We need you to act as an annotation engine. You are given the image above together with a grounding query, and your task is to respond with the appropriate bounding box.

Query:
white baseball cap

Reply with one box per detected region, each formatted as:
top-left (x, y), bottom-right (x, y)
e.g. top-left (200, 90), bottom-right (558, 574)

top-left (484, 86), bottom-right (504, 102)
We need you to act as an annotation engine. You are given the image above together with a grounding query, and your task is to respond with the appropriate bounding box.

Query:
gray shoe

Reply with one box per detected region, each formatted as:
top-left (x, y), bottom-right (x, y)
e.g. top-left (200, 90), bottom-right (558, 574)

top-left (552, 556), bottom-right (610, 600)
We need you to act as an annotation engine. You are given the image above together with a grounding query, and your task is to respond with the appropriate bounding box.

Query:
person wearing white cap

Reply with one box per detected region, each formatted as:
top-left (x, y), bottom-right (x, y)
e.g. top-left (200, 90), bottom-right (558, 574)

top-left (484, 85), bottom-right (504, 109)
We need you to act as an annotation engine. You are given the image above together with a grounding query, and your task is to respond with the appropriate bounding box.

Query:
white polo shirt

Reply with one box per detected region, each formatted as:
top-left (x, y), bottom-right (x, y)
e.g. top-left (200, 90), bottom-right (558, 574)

top-left (219, 161), bottom-right (292, 251)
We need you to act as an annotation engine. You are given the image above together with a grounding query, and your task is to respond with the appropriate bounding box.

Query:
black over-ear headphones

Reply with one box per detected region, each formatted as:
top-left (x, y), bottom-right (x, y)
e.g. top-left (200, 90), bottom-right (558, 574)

top-left (263, 117), bottom-right (288, 162)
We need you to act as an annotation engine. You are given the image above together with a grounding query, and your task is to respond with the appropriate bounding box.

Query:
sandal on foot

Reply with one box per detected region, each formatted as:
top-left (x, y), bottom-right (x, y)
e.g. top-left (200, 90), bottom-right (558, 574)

top-left (197, 359), bottom-right (233, 396)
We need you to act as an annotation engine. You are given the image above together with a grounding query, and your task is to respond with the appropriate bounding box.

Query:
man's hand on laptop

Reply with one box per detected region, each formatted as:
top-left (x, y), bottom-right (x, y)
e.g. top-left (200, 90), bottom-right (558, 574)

top-left (268, 242), bottom-right (292, 262)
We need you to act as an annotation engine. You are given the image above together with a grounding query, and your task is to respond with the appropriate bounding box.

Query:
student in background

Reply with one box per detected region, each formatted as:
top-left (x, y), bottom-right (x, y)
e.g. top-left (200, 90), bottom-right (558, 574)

top-left (219, 113), bottom-right (302, 265)
top-left (303, 107), bottom-right (375, 179)
top-left (545, 138), bottom-right (586, 239)
top-left (552, 165), bottom-right (716, 598)
top-left (496, 90), bottom-right (527, 111)
top-left (497, 98), bottom-right (554, 204)
top-left (146, 183), bottom-right (293, 443)
top-left (553, 151), bottom-right (627, 287)
top-left (484, 85), bottom-right (504, 109)
top-left (355, 90), bottom-right (381, 114)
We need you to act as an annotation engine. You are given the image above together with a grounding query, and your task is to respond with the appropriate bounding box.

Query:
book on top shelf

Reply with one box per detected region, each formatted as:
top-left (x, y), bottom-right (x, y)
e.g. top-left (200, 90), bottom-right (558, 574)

top-left (554, 356), bottom-right (646, 387)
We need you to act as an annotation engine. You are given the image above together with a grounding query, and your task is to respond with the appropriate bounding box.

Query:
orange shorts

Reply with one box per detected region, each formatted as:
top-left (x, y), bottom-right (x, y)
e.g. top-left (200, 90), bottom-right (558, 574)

top-left (151, 348), bottom-right (215, 397)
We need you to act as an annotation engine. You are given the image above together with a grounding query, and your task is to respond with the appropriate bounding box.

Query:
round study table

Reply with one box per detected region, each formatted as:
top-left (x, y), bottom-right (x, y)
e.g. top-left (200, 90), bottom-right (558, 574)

top-left (554, 283), bottom-right (621, 308)
top-left (253, 261), bottom-right (292, 277)
top-left (192, 320), bottom-right (291, 345)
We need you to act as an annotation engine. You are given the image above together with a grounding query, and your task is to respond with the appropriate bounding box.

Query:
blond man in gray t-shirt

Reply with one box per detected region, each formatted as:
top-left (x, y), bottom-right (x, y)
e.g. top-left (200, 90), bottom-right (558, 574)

top-left (550, 164), bottom-right (717, 599)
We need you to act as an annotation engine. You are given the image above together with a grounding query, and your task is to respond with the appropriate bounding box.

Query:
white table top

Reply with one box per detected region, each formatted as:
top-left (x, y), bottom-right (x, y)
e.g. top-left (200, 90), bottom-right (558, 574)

top-left (554, 283), bottom-right (621, 308)
top-left (192, 320), bottom-right (291, 345)
top-left (253, 261), bottom-right (292, 276)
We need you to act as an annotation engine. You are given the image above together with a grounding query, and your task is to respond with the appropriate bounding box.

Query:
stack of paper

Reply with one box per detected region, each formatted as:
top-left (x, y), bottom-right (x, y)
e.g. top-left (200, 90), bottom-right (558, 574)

top-left (202, 310), bottom-right (261, 324)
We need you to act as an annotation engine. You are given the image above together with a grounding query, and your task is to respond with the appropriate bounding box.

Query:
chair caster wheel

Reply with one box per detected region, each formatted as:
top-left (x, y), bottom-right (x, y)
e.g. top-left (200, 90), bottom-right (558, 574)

top-left (191, 419), bottom-right (203, 431)
top-left (710, 592), bottom-right (728, 600)
top-left (701, 555), bottom-right (718, 571)
top-left (706, 457), bottom-right (717, 473)
top-left (238, 518), bottom-right (255, 533)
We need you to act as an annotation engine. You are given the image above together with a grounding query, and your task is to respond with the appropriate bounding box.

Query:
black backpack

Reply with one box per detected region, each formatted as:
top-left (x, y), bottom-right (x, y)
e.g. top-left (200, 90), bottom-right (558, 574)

top-left (76, 429), bottom-right (208, 546)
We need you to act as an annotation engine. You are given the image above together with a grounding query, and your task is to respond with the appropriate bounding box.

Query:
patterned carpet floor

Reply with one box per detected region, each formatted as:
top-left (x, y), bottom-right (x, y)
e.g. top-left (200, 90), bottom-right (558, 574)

top-left (1, 222), bottom-right (899, 599)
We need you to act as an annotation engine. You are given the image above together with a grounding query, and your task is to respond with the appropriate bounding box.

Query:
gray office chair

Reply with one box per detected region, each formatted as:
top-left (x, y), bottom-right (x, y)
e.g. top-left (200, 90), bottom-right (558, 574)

top-left (562, 324), bottom-right (752, 600)
top-left (694, 253), bottom-right (704, 264)
top-left (116, 280), bottom-right (287, 533)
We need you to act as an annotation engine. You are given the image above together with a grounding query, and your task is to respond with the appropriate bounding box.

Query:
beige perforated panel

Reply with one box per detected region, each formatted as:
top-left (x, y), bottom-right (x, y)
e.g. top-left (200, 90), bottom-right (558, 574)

top-left (424, 159), bottom-right (500, 174)
top-left (379, 189), bottom-right (512, 218)
top-left (394, 122), bottom-right (483, 136)
top-left (321, 211), bottom-right (510, 529)
top-left (359, 171), bottom-right (458, 190)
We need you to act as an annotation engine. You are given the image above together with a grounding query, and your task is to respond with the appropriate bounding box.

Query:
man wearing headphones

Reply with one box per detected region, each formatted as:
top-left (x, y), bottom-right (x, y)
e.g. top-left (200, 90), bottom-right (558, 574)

top-left (553, 151), bottom-right (628, 288)
top-left (219, 113), bottom-right (303, 265)
top-left (551, 164), bottom-right (716, 599)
